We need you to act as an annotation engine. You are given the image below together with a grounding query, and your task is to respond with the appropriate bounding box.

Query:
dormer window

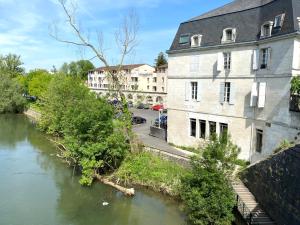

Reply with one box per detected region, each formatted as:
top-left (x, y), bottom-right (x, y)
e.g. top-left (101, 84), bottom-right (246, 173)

top-left (261, 22), bottom-right (273, 38)
top-left (191, 34), bottom-right (202, 47)
top-left (179, 34), bottom-right (190, 45)
top-left (274, 14), bottom-right (285, 28)
top-left (222, 28), bottom-right (237, 43)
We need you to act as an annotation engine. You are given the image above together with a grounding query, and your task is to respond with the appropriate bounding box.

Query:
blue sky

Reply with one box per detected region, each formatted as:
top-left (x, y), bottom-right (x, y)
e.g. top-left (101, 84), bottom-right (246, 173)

top-left (0, 0), bottom-right (231, 71)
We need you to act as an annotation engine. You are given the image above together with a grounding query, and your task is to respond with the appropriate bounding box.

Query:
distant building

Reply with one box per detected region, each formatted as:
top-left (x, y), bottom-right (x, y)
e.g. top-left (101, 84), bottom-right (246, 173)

top-left (87, 64), bottom-right (168, 105)
top-left (167, 0), bottom-right (300, 162)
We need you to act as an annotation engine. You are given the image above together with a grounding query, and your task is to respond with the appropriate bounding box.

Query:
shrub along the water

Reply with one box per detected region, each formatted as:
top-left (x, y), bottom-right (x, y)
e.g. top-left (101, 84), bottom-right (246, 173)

top-left (114, 151), bottom-right (189, 196)
top-left (180, 135), bottom-right (240, 225)
top-left (39, 75), bottom-right (130, 185)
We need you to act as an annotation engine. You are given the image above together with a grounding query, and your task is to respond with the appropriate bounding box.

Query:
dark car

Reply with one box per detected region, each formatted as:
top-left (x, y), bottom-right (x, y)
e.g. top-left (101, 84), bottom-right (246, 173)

top-left (136, 103), bottom-right (150, 109)
top-left (154, 115), bottom-right (167, 128)
top-left (132, 116), bottom-right (147, 125)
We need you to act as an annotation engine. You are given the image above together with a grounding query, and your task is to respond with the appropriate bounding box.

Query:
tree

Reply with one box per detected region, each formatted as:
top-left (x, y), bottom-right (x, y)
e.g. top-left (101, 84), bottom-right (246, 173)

top-left (181, 135), bottom-right (240, 225)
top-left (0, 73), bottom-right (26, 113)
top-left (59, 60), bottom-right (95, 80)
top-left (155, 52), bottom-right (167, 68)
top-left (0, 54), bottom-right (24, 78)
top-left (26, 69), bottom-right (53, 99)
top-left (50, 0), bottom-right (139, 148)
top-left (40, 75), bottom-right (130, 185)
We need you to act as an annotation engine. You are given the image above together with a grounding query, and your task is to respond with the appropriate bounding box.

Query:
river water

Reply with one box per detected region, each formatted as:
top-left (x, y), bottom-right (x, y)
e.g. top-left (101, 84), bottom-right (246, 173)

top-left (0, 114), bottom-right (186, 225)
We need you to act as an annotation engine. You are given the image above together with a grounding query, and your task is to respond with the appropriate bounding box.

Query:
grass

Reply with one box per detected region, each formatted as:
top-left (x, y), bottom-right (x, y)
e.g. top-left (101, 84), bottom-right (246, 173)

top-left (113, 151), bottom-right (189, 196)
top-left (169, 143), bottom-right (202, 154)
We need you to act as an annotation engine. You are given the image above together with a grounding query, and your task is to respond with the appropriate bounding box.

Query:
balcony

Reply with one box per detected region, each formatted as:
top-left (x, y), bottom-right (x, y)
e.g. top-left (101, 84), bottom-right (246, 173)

top-left (290, 95), bottom-right (300, 112)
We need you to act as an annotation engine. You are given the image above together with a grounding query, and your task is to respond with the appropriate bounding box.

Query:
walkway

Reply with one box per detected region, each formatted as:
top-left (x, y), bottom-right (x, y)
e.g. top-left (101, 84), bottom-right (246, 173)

top-left (233, 181), bottom-right (276, 225)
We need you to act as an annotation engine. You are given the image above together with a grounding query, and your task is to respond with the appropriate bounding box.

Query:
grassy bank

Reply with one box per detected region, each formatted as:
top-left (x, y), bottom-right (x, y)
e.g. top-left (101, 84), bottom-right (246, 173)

top-left (113, 151), bottom-right (190, 196)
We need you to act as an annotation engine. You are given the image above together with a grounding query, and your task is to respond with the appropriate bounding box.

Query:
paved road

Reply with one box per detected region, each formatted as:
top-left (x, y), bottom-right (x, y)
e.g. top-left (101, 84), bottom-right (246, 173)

top-left (130, 108), bottom-right (195, 159)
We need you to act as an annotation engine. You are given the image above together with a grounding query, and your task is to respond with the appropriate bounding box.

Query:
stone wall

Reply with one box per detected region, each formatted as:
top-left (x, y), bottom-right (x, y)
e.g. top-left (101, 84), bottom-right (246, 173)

top-left (241, 145), bottom-right (300, 225)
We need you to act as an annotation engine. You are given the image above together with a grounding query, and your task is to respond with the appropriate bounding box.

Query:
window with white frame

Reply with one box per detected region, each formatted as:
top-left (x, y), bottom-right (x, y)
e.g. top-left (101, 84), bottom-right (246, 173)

top-left (179, 34), bottom-right (190, 45)
top-left (191, 82), bottom-right (198, 100)
top-left (191, 34), bottom-right (202, 47)
top-left (261, 22), bottom-right (273, 38)
top-left (223, 52), bottom-right (231, 70)
top-left (190, 119), bottom-right (196, 137)
top-left (274, 14), bottom-right (285, 28)
top-left (224, 82), bottom-right (231, 102)
top-left (260, 48), bottom-right (270, 69)
top-left (220, 123), bottom-right (228, 136)
top-left (222, 28), bottom-right (236, 43)
top-left (209, 121), bottom-right (216, 137)
top-left (199, 120), bottom-right (206, 139)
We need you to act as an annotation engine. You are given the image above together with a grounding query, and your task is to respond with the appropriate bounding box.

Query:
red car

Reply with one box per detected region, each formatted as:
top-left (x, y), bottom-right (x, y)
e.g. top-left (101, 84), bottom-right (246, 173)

top-left (151, 104), bottom-right (164, 111)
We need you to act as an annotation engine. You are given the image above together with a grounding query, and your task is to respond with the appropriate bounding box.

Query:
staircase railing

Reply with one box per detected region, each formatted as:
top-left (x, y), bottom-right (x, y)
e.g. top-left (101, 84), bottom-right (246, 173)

top-left (235, 194), bottom-right (253, 225)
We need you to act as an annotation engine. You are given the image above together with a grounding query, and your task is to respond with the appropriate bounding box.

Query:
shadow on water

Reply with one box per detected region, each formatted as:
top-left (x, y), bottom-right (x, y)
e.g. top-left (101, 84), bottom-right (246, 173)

top-left (0, 114), bottom-right (187, 225)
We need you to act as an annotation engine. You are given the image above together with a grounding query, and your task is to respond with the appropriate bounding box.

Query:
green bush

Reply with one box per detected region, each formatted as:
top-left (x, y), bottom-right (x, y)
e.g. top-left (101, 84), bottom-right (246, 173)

top-left (291, 76), bottom-right (300, 95)
top-left (114, 152), bottom-right (188, 196)
top-left (180, 135), bottom-right (239, 225)
top-left (40, 75), bottom-right (130, 185)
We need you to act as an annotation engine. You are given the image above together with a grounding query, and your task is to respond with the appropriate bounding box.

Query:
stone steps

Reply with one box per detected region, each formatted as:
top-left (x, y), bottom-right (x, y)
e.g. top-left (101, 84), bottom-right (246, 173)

top-left (233, 181), bottom-right (276, 225)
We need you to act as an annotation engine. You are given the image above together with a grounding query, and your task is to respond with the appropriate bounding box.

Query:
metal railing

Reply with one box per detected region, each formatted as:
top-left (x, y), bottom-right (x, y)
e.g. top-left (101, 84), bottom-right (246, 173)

top-left (235, 195), bottom-right (254, 225)
top-left (290, 94), bottom-right (300, 112)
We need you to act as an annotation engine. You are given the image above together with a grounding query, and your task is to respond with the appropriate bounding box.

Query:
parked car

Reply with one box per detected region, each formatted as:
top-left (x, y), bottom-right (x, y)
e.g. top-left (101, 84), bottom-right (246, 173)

top-left (151, 104), bottom-right (164, 111)
top-left (132, 116), bottom-right (147, 125)
top-left (154, 115), bottom-right (168, 128)
top-left (136, 103), bottom-right (150, 109)
top-left (127, 101), bottom-right (133, 108)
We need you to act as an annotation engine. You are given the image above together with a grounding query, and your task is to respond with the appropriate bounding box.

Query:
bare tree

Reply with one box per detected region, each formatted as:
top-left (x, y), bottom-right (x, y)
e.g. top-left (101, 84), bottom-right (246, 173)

top-left (50, 0), bottom-right (139, 108)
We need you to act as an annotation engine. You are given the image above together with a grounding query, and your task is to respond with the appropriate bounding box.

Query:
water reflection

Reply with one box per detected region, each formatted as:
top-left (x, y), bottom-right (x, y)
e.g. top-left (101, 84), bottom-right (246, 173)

top-left (0, 115), bottom-right (186, 225)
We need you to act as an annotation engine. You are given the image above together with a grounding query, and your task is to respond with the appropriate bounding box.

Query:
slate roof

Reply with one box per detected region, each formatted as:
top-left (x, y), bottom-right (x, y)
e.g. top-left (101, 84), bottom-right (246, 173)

top-left (169, 0), bottom-right (300, 52)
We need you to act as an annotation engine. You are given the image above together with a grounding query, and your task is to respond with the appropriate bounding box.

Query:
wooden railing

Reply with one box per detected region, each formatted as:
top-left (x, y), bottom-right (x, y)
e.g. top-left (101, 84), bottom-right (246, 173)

top-left (290, 95), bottom-right (300, 112)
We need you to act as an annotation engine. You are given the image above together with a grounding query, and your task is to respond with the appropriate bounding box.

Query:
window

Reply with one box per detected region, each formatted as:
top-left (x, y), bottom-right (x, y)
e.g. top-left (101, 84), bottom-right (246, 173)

top-left (274, 14), bottom-right (285, 27)
top-left (162, 87), bottom-right (165, 92)
top-left (147, 85), bottom-right (150, 90)
top-left (224, 52), bottom-right (231, 70)
top-left (190, 119), bottom-right (196, 137)
top-left (261, 22), bottom-right (273, 38)
top-left (191, 82), bottom-right (198, 100)
top-left (131, 77), bottom-right (138, 82)
top-left (224, 82), bottom-right (231, 103)
top-left (191, 35), bottom-right (202, 47)
top-left (199, 120), bottom-right (206, 139)
top-left (179, 34), bottom-right (190, 44)
top-left (162, 77), bottom-right (165, 83)
top-left (260, 48), bottom-right (269, 69)
top-left (256, 129), bottom-right (263, 153)
top-left (152, 86), bottom-right (157, 92)
top-left (220, 123), bottom-right (228, 136)
top-left (153, 77), bottom-right (157, 83)
top-left (147, 78), bottom-right (150, 83)
top-left (222, 28), bottom-right (236, 43)
top-left (209, 121), bottom-right (216, 137)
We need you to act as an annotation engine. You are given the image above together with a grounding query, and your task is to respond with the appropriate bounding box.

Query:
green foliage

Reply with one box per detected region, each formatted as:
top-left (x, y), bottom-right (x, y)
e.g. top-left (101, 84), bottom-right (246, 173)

top-left (180, 135), bottom-right (239, 225)
top-left (0, 54), bottom-right (24, 78)
top-left (169, 143), bottom-right (202, 154)
top-left (26, 69), bottom-right (53, 98)
top-left (291, 76), bottom-right (300, 95)
top-left (40, 75), bottom-right (130, 185)
top-left (0, 73), bottom-right (26, 113)
top-left (274, 139), bottom-right (294, 154)
top-left (155, 52), bottom-right (167, 68)
top-left (59, 60), bottom-right (95, 80)
top-left (114, 152), bottom-right (189, 196)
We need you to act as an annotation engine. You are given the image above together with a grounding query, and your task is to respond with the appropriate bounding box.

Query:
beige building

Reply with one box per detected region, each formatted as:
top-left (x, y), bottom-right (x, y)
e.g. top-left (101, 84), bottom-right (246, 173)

top-left (167, 0), bottom-right (300, 162)
top-left (88, 64), bottom-right (168, 105)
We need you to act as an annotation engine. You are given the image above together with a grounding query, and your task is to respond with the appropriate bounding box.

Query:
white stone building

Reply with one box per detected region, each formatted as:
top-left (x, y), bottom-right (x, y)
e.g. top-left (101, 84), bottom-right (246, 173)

top-left (88, 64), bottom-right (168, 105)
top-left (167, 0), bottom-right (300, 162)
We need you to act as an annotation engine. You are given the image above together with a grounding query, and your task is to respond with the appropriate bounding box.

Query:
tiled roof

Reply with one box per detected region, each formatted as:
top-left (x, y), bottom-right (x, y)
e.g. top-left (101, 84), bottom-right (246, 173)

top-left (94, 64), bottom-right (147, 71)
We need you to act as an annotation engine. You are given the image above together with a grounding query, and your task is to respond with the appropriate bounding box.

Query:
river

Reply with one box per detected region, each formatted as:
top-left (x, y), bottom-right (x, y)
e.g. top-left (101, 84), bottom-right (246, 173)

top-left (0, 114), bottom-right (186, 225)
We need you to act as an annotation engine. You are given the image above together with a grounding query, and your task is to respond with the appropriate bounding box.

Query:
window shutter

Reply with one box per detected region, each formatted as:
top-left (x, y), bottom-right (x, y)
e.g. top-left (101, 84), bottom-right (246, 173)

top-left (219, 82), bottom-right (225, 103)
top-left (250, 82), bottom-right (258, 107)
top-left (185, 82), bottom-right (190, 101)
top-left (197, 82), bottom-right (201, 102)
top-left (229, 83), bottom-right (235, 105)
top-left (252, 49), bottom-right (259, 71)
top-left (258, 82), bottom-right (266, 108)
top-left (232, 28), bottom-right (237, 41)
top-left (217, 53), bottom-right (223, 71)
top-left (267, 48), bottom-right (272, 69)
top-left (190, 56), bottom-right (199, 72)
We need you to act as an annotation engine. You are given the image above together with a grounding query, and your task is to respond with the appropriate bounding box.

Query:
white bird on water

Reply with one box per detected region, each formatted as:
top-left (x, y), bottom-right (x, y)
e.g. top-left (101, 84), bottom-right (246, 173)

top-left (102, 202), bottom-right (109, 206)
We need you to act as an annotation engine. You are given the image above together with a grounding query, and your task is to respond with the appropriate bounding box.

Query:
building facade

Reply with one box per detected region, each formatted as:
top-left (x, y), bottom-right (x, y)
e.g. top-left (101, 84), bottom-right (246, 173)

top-left (88, 64), bottom-right (168, 105)
top-left (167, 0), bottom-right (300, 162)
